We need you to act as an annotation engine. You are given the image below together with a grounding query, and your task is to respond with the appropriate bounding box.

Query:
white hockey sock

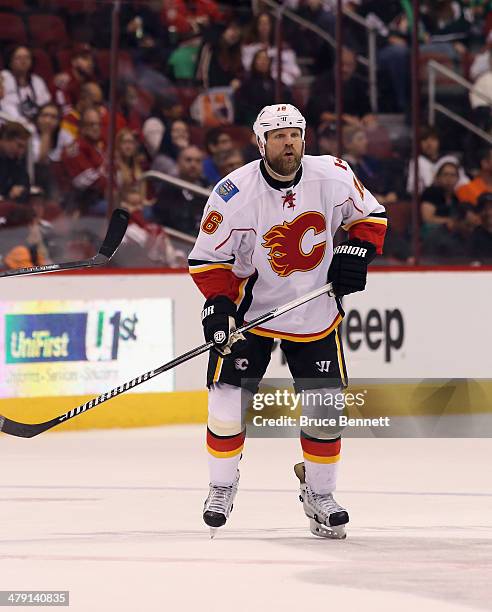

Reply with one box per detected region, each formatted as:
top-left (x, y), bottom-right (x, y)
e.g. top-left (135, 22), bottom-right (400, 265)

top-left (207, 383), bottom-right (250, 486)
top-left (304, 458), bottom-right (340, 494)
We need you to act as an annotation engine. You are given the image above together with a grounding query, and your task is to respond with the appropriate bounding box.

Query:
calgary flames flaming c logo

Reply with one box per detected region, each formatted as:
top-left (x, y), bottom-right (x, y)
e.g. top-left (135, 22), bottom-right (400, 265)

top-left (262, 211), bottom-right (326, 277)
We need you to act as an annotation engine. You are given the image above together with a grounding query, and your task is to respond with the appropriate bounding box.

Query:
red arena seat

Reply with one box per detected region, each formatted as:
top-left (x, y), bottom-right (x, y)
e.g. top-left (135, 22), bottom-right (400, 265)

top-left (32, 48), bottom-right (54, 83)
top-left (0, 13), bottom-right (27, 45)
top-left (28, 14), bottom-right (69, 48)
top-left (0, 0), bottom-right (25, 10)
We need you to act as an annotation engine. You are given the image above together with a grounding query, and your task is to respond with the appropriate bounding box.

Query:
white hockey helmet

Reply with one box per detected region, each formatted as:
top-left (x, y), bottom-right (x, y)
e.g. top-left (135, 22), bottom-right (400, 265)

top-left (253, 104), bottom-right (306, 156)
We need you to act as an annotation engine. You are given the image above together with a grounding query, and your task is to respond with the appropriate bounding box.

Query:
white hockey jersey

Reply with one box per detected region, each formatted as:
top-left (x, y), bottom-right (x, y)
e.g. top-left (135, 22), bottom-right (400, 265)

top-left (189, 155), bottom-right (387, 341)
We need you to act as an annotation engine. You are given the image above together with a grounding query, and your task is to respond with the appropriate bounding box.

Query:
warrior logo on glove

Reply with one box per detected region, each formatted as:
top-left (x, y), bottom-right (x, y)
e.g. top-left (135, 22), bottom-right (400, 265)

top-left (328, 238), bottom-right (376, 296)
top-left (214, 330), bottom-right (227, 344)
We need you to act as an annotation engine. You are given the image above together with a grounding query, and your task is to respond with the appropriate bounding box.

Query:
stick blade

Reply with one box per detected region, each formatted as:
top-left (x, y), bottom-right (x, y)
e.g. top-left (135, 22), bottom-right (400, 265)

top-left (98, 208), bottom-right (130, 259)
top-left (0, 415), bottom-right (51, 438)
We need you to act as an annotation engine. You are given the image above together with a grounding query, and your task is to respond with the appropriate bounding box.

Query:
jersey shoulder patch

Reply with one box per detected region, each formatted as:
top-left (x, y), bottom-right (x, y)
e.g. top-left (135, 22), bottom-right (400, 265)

top-left (215, 178), bottom-right (239, 202)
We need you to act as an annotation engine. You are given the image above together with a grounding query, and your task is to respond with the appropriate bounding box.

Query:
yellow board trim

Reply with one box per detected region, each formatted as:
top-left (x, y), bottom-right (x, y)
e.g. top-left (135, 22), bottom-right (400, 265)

top-left (0, 391), bottom-right (208, 433)
top-left (2, 379), bottom-right (492, 435)
top-left (303, 451), bottom-right (340, 464)
top-left (189, 263), bottom-right (233, 274)
top-left (206, 444), bottom-right (244, 459)
top-left (248, 315), bottom-right (342, 343)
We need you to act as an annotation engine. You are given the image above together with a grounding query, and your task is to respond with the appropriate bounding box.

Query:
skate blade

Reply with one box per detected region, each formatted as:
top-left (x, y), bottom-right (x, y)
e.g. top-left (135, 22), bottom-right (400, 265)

top-left (309, 519), bottom-right (347, 539)
top-left (209, 527), bottom-right (218, 539)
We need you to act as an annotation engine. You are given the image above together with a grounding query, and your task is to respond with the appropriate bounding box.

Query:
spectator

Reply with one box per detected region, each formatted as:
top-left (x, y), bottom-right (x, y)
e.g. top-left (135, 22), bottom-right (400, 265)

top-left (117, 82), bottom-right (146, 136)
top-left (152, 119), bottom-right (191, 175)
top-left (114, 184), bottom-right (185, 268)
top-left (420, 160), bottom-right (461, 230)
top-left (242, 12), bottom-right (301, 88)
top-left (196, 21), bottom-right (244, 89)
top-left (469, 65), bottom-right (492, 109)
top-left (241, 130), bottom-right (261, 164)
top-left (161, 0), bottom-right (224, 36)
top-left (203, 127), bottom-right (233, 185)
top-left (0, 121), bottom-right (30, 202)
top-left (142, 92), bottom-right (184, 159)
top-left (119, 3), bottom-right (171, 70)
top-left (52, 44), bottom-right (95, 114)
top-left (357, 1), bottom-right (411, 113)
top-left (216, 148), bottom-right (245, 177)
top-left (293, 0), bottom-right (335, 74)
top-left (317, 122), bottom-right (338, 156)
top-left (0, 72), bottom-right (8, 118)
top-left (343, 125), bottom-right (398, 205)
top-left (421, 201), bottom-right (475, 261)
top-left (469, 192), bottom-right (492, 262)
top-left (1, 205), bottom-right (49, 270)
top-left (59, 82), bottom-right (104, 148)
top-left (1, 46), bottom-right (51, 126)
top-left (406, 125), bottom-right (467, 194)
top-left (152, 145), bottom-right (208, 234)
top-left (456, 147), bottom-right (492, 205)
top-left (470, 31), bottom-right (492, 82)
top-left (420, 0), bottom-right (470, 63)
top-left (27, 186), bottom-right (63, 260)
top-left (306, 47), bottom-right (375, 129)
top-left (234, 50), bottom-right (292, 127)
top-left (59, 82), bottom-right (126, 149)
top-left (115, 128), bottom-right (146, 191)
top-left (62, 107), bottom-right (107, 215)
top-left (31, 103), bottom-right (63, 198)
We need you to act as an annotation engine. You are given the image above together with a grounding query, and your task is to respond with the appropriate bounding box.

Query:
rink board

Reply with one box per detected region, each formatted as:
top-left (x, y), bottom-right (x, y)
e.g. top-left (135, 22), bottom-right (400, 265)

top-left (1, 379), bottom-right (491, 433)
top-left (1, 269), bottom-right (491, 431)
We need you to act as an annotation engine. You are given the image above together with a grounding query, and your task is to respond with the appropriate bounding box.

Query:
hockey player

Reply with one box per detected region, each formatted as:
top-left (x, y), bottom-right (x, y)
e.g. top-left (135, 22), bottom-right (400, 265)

top-left (188, 104), bottom-right (387, 538)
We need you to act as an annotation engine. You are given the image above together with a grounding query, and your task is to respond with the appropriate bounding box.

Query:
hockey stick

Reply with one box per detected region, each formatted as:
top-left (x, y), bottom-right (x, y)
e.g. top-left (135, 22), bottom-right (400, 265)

top-left (0, 209), bottom-right (129, 278)
top-left (0, 282), bottom-right (334, 438)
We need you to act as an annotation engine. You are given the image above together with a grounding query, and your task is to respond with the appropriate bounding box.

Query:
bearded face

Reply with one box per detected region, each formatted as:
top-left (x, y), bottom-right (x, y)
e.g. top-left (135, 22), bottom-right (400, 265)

top-left (264, 128), bottom-right (304, 176)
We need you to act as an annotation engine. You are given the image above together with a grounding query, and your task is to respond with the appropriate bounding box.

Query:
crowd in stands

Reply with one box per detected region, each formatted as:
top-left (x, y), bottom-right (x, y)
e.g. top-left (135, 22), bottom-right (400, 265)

top-left (1, 0), bottom-right (492, 269)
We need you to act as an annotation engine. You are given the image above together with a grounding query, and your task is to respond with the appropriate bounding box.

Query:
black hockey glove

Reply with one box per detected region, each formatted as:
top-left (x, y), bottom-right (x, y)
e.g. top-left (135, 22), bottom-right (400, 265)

top-left (201, 295), bottom-right (248, 358)
top-left (328, 239), bottom-right (377, 296)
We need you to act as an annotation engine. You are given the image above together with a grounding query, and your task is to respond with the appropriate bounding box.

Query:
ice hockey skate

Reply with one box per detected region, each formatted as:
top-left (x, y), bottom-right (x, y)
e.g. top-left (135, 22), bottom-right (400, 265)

top-left (203, 471), bottom-right (240, 538)
top-left (294, 463), bottom-right (349, 539)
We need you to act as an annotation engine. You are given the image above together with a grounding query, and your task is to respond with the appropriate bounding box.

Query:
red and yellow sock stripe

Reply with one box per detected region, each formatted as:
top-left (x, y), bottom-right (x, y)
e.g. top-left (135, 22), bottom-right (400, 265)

top-left (206, 427), bottom-right (246, 459)
top-left (300, 431), bottom-right (341, 464)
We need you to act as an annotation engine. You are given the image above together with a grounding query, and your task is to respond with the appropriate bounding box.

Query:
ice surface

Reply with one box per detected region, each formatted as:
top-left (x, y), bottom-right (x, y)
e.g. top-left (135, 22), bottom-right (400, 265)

top-left (0, 426), bottom-right (491, 611)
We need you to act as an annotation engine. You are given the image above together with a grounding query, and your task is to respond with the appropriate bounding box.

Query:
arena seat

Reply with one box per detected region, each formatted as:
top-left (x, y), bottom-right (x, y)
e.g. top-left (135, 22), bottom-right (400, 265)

top-left (47, 0), bottom-right (96, 14)
top-left (28, 14), bottom-right (69, 48)
top-left (55, 47), bottom-right (72, 72)
top-left (32, 48), bottom-right (54, 83)
top-left (95, 49), bottom-right (134, 81)
top-left (176, 87), bottom-right (200, 116)
top-left (0, 13), bottom-right (27, 45)
top-left (0, 0), bottom-right (25, 10)
top-left (366, 125), bottom-right (393, 159)
top-left (385, 200), bottom-right (412, 235)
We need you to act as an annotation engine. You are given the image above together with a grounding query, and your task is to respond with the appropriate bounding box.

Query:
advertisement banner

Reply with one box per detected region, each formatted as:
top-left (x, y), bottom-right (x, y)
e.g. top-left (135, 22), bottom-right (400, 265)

top-left (263, 272), bottom-right (492, 379)
top-left (0, 299), bottom-right (174, 398)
